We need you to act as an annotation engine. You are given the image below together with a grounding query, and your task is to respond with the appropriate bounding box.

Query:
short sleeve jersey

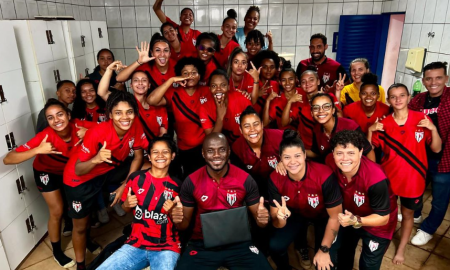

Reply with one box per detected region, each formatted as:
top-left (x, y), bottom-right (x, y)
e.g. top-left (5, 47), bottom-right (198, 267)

top-left (166, 16), bottom-right (201, 57)
top-left (63, 120), bottom-right (149, 187)
top-left (269, 161), bottom-right (342, 219)
top-left (136, 60), bottom-right (177, 92)
top-left (229, 72), bottom-right (255, 94)
top-left (199, 59), bottom-right (220, 86)
top-left (16, 121), bottom-right (84, 175)
top-left (340, 83), bottom-right (386, 106)
top-left (164, 86), bottom-right (210, 150)
top-left (121, 170), bottom-right (181, 253)
top-left (199, 91), bottom-right (252, 144)
top-left (253, 80), bottom-right (280, 115)
top-left (180, 165), bottom-right (260, 240)
top-left (343, 101), bottom-right (390, 134)
top-left (326, 155), bottom-right (398, 240)
top-left (296, 57), bottom-right (348, 90)
top-left (268, 88), bottom-right (305, 130)
top-left (170, 44), bottom-right (196, 63)
top-left (371, 111), bottom-right (432, 198)
top-left (215, 35), bottom-right (240, 68)
top-left (136, 97), bottom-right (168, 141)
top-left (84, 105), bottom-right (107, 123)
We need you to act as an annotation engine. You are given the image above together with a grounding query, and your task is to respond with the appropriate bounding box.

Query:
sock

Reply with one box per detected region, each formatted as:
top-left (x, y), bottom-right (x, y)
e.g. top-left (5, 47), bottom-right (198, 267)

top-left (77, 260), bottom-right (86, 270)
top-left (51, 241), bottom-right (73, 266)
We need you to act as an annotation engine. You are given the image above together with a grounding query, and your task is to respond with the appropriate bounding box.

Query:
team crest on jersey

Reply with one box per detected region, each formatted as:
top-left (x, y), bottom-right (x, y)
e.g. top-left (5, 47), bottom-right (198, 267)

top-left (323, 72), bottom-right (330, 83)
top-left (235, 114), bottom-right (241, 124)
top-left (163, 188), bottom-right (173, 200)
top-left (201, 195), bottom-right (208, 202)
top-left (247, 165), bottom-right (253, 170)
top-left (249, 246), bottom-right (259, 254)
top-left (227, 190), bottom-right (237, 206)
top-left (354, 191), bottom-right (365, 207)
top-left (320, 145), bottom-right (324, 150)
top-left (200, 96), bottom-right (208, 104)
top-left (40, 174), bottom-right (50, 185)
top-left (98, 115), bottom-right (107, 122)
top-left (369, 240), bottom-right (379, 252)
top-left (157, 116), bottom-right (163, 126)
top-left (308, 194), bottom-right (319, 208)
top-left (129, 137), bottom-right (135, 148)
top-left (415, 130), bottom-right (424, 143)
top-left (72, 201), bottom-right (82, 213)
top-left (192, 39), bottom-right (196, 46)
top-left (283, 196), bottom-right (290, 202)
top-left (267, 156), bottom-right (278, 169)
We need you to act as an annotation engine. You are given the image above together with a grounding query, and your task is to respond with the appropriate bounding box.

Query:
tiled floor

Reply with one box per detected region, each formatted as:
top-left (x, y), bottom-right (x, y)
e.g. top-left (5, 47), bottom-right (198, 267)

top-left (17, 189), bottom-right (450, 270)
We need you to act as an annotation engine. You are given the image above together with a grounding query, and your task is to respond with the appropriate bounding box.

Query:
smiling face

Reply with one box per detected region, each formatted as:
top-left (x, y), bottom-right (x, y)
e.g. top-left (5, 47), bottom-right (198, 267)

top-left (260, 58), bottom-right (277, 80)
top-left (240, 114), bottom-right (263, 145)
top-left (80, 83), bottom-right (96, 105)
top-left (162, 25), bottom-right (178, 42)
top-left (98, 50), bottom-right (114, 72)
top-left (350, 62), bottom-right (369, 84)
top-left (210, 74), bottom-right (228, 103)
top-left (280, 71), bottom-right (296, 93)
top-left (360, 85), bottom-right (379, 108)
top-left (130, 71), bottom-right (150, 96)
top-left (231, 53), bottom-right (248, 75)
top-left (300, 72), bottom-right (320, 94)
top-left (151, 41), bottom-right (170, 67)
top-left (203, 136), bottom-right (230, 172)
top-left (181, 65), bottom-right (200, 87)
top-left (388, 86), bottom-right (410, 111)
top-left (45, 105), bottom-right (70, 132)
top-left (222, 18), bottom-right (237, 39)
top-left (149, 141), bottom-right (175, 170)
top-left (311, 96), bottom-right (335, 124)
top-left (246, 39), bottom-right (262, 58)
top-left (333, 143), bottom-right (363, 176)
top-left (422, 68), bottom-right (449, 97)
top-left (309, 38), bottom-right (328, 62)
top-left (197, 39), bottom-right (215, 62)
top-left (56, 82), bottom-right (76, 106)
top-left (180, 9), bottom-right (194, 26)
top-left (109, 101), bottom-right (135, 135)
top-left (281, 146), bottom-right (306, 177)
top-left (244, 10), bottom-right (259, 30)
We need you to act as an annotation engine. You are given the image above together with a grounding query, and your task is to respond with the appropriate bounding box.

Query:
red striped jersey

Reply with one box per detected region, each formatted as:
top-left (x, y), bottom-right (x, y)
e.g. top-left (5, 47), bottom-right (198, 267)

top-left (268, 88), bottom-right (306, 130)
top-left (136, 59), bottom-right (177, 92)
top-left (63, 120), bottom-right (148, 187)
top-left (199, 91), bottom-right (252, 144)
top-left (199, 59), bottom-right (219, 86)
top-left (164, 86), bottom-right (210, 150)
top-left (136, 97), bottom-right (168, 141)
top-left (180, 164), bottom-right (260, 241)
top-left (372, 111), bottom-right (432, 198)
top-left (269, 161), bottom-right (342, 219)
top-left (121, 170), bottom-right (181, 253)
top-left (166, 17), bottom-right (201, 58)
top-left (215, 35), bottom-right (240, 68)
top-left (343, 101), bottom-right (390, 134)
top-left (84, 105), bottom-right (107, 123)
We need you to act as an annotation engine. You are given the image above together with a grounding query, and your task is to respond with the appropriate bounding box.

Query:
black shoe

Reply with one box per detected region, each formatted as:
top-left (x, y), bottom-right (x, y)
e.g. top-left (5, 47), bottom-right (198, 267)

top-left (86, 240), bottom-right (102, 255)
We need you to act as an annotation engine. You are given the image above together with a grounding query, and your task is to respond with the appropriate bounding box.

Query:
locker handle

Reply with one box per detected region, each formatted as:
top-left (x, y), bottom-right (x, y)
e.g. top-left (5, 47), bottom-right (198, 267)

top-left (5, 134), bottom-right (12, 151)
top-left (85, 68), bottom-right (89, 76)
top-left (16, 179), bottom-right (23, 194)
top-left (29, 214), bottom-right (37, 230)
top-left (53, 70), bottom-right (58, 83)
top-left (20, 175), bottom-right (28, 192)
top-left (45, 30), bottom-right (52, 45)
top-left (9, 132), bottom-right (17, 149)
top-left (0, 85), bottom-right (7, 103)
top-left (25, 218), bottom-right (32, 233)
top-left (81, 35), bottom-right (86, 47)
top-left (98, 28), bottom-right (103, 38)
top-left (49, 30), bottom-right (55, 44)
top-left (56, 69), bottom-right (61, 82)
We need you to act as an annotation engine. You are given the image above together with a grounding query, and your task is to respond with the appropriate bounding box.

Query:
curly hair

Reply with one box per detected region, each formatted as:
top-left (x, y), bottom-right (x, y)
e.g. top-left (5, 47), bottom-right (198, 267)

top-left (330, 130), bottom-right (366, 151)
top-left (174, 57), bottom-right (206, 80)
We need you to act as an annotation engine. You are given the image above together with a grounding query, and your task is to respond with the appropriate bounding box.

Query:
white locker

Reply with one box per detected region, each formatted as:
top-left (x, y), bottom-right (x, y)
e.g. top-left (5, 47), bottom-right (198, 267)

top-left (90, 21), bottom-right (110, 54)
top-left (28, 20), bottom-right (54, 65)
top-left (0, 70), bottom-right (31, 123)
top-left (28, 195), bottom-right (50, 242)
top-left (17, 159), bottom-right (40, 208)
top-left (0, 245), bottom-right (10, 270)
top-left (0, 169), bottom-right (26, 232)
top-left (47, 21), bottom-right (69, 61)
top-left (81, 21), bottom-right (94, 55)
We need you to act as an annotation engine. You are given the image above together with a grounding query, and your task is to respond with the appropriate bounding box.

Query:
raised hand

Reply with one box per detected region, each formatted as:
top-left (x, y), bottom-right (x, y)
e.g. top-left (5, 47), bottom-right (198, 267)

top-left (265, 30), bottom-right (273, 42)
top-left (235, 89), bottom-right (251, 100)
top-left (368, 117), bottom-right (384, 133)
top-left (215, 94), bottom-right (228, 120)
top-left (37, 134), bottom-right (62, 154)
top-left (256, 197), bottom-right (269, 226)
top-left (267, 90), bottom-right (278, 102)
top-left (417, 115), bottom-right (436, 131)
top-left (172, 75), bottom-right (194, 87)
top-left (93, 141), bottom-right (112, 164)
top-left (124, 187), bottom-right (138, 208)
top-left (273, 196), bottom-right (291, 222)
top-left (245, 61), bottom-right (261, 82)
top-left (107, 60), bottom-right (126, 72)
top-left (335, 73), bottom-right (346, 93)
top-left (76, 124), bottom-right (88, 140)
top-left (259, 80), bottom-right (270, 97)
top-left (275, 161), bottom-right (287, 176)
top-left (163, 199), bottom-right (175, 212)
top-left (288, 93), bottom-right (303, 104)
top-left (136, 41), bottom-right (156, 64)
top-left (171, 196), bottom-right (184, 224)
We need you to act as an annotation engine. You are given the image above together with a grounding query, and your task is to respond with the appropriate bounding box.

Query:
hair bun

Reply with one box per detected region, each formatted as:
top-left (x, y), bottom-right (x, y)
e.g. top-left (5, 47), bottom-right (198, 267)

top-left (283, 60), bottom-right (292, 69)
top-left (306, 65), bottom-right (318, 72)
top-left (282, 129), bottom-right (298, 141)
top-left (227, 9), bottom-right (237, 19)
top-left (361, 73), bottom-right (378, 85)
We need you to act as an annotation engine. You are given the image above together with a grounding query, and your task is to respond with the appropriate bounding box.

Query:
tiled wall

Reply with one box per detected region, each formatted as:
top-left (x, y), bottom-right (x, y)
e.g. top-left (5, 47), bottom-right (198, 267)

top-left (384, 0), bottom-right (450, 91)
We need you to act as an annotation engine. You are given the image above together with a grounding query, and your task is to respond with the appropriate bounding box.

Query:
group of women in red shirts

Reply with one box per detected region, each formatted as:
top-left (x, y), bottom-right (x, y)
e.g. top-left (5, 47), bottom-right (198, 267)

top-left (2, 2), bottom-right (444, 270)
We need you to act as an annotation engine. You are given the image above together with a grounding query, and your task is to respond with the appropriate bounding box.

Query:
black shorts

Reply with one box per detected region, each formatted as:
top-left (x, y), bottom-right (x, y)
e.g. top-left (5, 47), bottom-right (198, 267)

top-left (64, 174), bottom-right (105, 219)
top-left (33, 169), bottom-right (63, 193)
top-left (175, 240), bottom-right (272, 270)
top-left (399, 195), bottom-right (423, 211)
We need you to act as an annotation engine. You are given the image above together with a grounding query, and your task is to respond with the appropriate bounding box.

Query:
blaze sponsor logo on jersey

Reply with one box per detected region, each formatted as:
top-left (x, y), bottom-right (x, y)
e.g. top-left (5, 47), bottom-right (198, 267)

top-left (226, 190), bottom-right (237, 206)
top-left (267, 156), bottom-right (278, 169)
top-left (201, 195), bottom-right (208, 202)
top-left (157, 116), bottom-right (163, 126)
top-left (368, 240), bottom-right (379, 252)
top-left (200, 96), bottom-right (208, 104)
top-left (249, 246), bottom-right (259, 254)
top-left (81, 143), bottom-right (90, 154)
top-left (415, 129), bottom-right (424, 143)
top-left (40, 174), bottom-right (49, 185)
top-left (234, 113), bottom-right (241, 124)
top-left (283, 196), bottom-right (290, 202)
top-left (308, 194), bottom-right (319, 208)
top-left (73, 201), bottom-right (82, 212)
top-left (134, 205), bottom-right (169, 224)
top-left (138, 188), bottom-right (145, 194)
top-left (354, 191), bottom-right (365, 207)
top-left (163, 188), bottom-right (173, 200)
top-left (323, 72), bottom-right (330, 83)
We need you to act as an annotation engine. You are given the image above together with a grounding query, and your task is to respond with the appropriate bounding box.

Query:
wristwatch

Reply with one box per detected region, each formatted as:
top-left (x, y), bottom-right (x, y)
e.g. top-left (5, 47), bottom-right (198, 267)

top-left (319, 245), bottom-right (330, 253)
top-left (353, 215), bottom-right (362, 229)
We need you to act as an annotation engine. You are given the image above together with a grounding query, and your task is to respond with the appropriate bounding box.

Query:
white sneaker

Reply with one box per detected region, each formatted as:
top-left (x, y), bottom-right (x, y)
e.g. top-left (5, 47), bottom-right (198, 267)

top-left (398, 214), bottom-right (402, 222)
top-left (113, 203), bottom-right (126, 217)
top-left (411, 229), bottom-right (433, 246)
top-left (397, 214), bottom-right (423, 223)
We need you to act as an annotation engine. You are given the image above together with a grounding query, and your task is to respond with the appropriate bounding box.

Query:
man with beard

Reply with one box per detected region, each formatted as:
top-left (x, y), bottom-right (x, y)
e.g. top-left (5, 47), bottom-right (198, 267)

top-left (296, 33), bottom-right (348, 94)
top-left (171, 133), bottom-right (272, 270)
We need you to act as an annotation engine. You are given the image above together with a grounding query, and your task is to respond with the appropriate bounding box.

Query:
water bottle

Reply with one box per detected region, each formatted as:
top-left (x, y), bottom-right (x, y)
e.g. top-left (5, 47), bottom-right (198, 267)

top-left (412, 80), bottom-right (422, 97)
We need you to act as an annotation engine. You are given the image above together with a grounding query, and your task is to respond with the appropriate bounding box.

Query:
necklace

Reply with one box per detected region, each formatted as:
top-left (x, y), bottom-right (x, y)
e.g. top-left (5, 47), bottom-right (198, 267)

top-left (232, 74), bottom-right (245, 90)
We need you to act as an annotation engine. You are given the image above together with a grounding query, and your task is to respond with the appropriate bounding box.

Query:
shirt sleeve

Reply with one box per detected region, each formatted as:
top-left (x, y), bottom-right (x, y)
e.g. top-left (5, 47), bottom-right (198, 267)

top-left (120, 176), bottom-right (135, 203)
top-left (132, 121), bottom-right (149, 150)
top-left (424, 115), bottom-right (433, 145)
top-left (180, 177), bottom-right (196, 207)
top-left (357, 127), bottom-right (373, 156)
top-left (160, 107), bottom-right (169, 128)
top-left (268, 177), bottom-right (281, 207)
top-left (15, 131), bottom-right (47, 152)
top-left (340, 87), bottom-right (349, 106)
top-left (371, 130), bottom-right (381, 148)
top-left (368, 180), bottom-right (391, 216)
top-left (79, 128), bottom-right (101, 162)
top-left (322, 174), bottom-right (343, 208)
top-left (244, 175), bottom-right (260, 206)
top-left (199, 105), bottom-right (214, 131)
top-left (268, 101), bottom-right (278, 121)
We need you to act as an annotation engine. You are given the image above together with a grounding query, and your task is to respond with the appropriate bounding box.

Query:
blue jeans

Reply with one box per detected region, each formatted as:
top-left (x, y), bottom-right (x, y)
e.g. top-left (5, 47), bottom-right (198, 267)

top-left (97, 244), bottom-right (180, 270)
top-left (419, 159), bottom-right (450, 235)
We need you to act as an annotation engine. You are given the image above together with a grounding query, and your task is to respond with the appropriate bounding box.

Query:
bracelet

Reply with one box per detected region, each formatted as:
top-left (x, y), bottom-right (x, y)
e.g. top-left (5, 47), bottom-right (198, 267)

top-left (136, 60), bottom-right (142, 65)
top-left (253, 81), bottom-right (259, 84)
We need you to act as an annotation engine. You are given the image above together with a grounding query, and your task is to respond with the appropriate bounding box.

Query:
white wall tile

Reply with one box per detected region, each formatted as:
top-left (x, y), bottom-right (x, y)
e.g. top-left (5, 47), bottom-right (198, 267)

top-left (123, 28), bottom-right (138, 48)
top-left (179, 0), bottom-right (194, 5)
top-left (106, 7), bottom-right (121, 27)
top-left (120, 0), bottom-right (135, 6)
top-left (404, 0), bottom-right (416, 23)
top-left (434, 0), bottom-right (448, 23)
top-left (257, 4), bottom-right (268, 26)
top-left (56, 3), bottom-right (65, 15)
top-left (439, 24), bottom-right (450, 54)
top-left (296, 25), bottom-right (311, 45)
top-left (136, 6), bottom-right (151, 27)
top-left (268, 4), bottom-right (283, 25)
top-left (121, 7), bottom-right (137, 27)
top-left (73, 5), bottom-right (81, 20)
top-left (327, 3), bottom-right (342, 25)
top-left (425, 52), bottom-right (439, 66)
top-left (372, 1), bottom-right (382, 14)
top-left (325, 24), bottom-right (338, 41)
top-left (400, 23), bottom-right (412, 48)
top-left (135, 0), bottom-right (149, 5)
top-left (15, 0), bottom-right (28, 19)
top-left (91, 6), bottom-right (106, 21)
top-left (398, 0), bottom-right (407, 11)
top-left (342, 2), bottom-right (357, 15)
top-left (412, 0), bottom-right (425, 23)
top-left (311, 24), bottom-right (326, 35)
top-left (210, 26), bottom-right (221, 33)
top-left (166, 0), bottom-right (179, 5)
top-left (357, 1), bottom-right (373, 15)
top-left (397, 49), bottom-right (408, 73)
top-left (137, 27), bottom-right (152, 41)
top-left (295, 46), bottom-right (310, 65)
top-left (418, 24), bottom-right (432, 49)
top-left (238, 0), bottom-right (252, 4)
top-left (194, 5), bottom-right (209, 26)
top-left (270, 25), bottom-right (282, 47)
top-left (80, 6), bottom-right (88, 20)
top-left (209, 5), bottom-right (223, 26)
top-left (85, 6), bottom-right (92, 19)
top-left (312, 3), bottom-right (327, 24)
top-left (210, 0), bottom-right (223, 4)
top-left (65, 4), bottom-right (73, 16)
top-left (382, 1), bottom-right (391, 13)
top-left (389, 0), bottom-right (398, 12)
top-left (91, 0), bottom-right (105, 6)
top-left (297, 4), bottom-right (312, 25)
top-left (280, 46), bottom-right (295, 63)
top-left (429, 24), bottom-right (444, 53)
top-left (108, 28), bottom-right (124, 48)
top-left (26, 0), bottom-right (39, 18)
top-left (282, 25), bottom-right (296, 46)
top-left (38, 1), bottom-right (49, 16)
top-left (237, 5), bottom-right (249, 27)
top-left (165, 6), bottom-right (180, 23)
top-left (105, 0), bottom-right (119, 6)
top-left (283, 4), bottom-right (298, 26)
top-left (408, 24), bottom-right (422, 48)
top-left (111, 48), bottom-right (125, 63)
top-left (196, 26), bottom-right (210, 32)
top-left (422, 0), bottom-right (436, 24)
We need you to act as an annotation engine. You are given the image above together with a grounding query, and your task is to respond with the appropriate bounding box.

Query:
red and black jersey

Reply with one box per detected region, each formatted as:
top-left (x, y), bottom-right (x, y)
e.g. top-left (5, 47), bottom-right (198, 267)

top-left (343, 101), bottom-right (390, 134)
top-left (63, 120), bottom-right (149, 187)
top-left (85, 105), bottom-right (107, 123)
top-left (253, 80), bottom-right (280, 115)
top-left (269, 161), bottom-right (342, 219)
top-left (199, 91), bottom-right (252, 144)
top-left (16, 119), bottom-right (89, 175)
top-left (311, 116), bottom-right (372, 160)
top-left (372, 111), bottom-right (432, 198)
top-left (215, 35), bottom-right (240, 68)
top-left (136, 59), bottom-right (177, 92)
top-left (326, 155), bottom-right (398, 240)
top-left (296, 57), bottom-right (348, 90)
top-left (170, 44), bottom-right (196, 63)
top-left (121, 170), bottom-right (181, 253)
top-left (164, 86), bottom-right (210, 150)
top-left (229, 72), bottom-right (255, 94)
top-left (232, 129), bottom-right (283, 182)
top-left (268, 88), bottom-right (306, 130)
top-left (199, 59), bottom-right (220, 87)
top-left (180, 164), bottom-right (260, 240)
top-left (166, 17), bottom-right (201, 57)
top-left (136, 97), bottom-right (168, 141)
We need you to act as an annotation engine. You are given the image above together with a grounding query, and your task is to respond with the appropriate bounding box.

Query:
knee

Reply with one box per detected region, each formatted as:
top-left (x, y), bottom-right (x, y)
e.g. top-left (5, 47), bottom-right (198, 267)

top-left (401, 209), bottom-right (414, 219)
top-left (72, 222), bottom-right (87, 235)
top-left (269, 238), bottom-right (289, 254)
top-left (49, 205), bottom-right (63, 220)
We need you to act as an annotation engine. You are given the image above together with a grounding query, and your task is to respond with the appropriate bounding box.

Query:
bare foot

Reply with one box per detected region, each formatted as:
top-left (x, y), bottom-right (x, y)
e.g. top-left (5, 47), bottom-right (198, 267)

top-left (392, 253), bottom-right (405, 265)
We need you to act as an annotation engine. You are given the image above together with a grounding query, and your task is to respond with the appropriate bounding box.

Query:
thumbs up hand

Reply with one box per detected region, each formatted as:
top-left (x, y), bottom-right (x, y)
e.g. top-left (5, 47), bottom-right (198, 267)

top-left (171, 196), bottom-right (184, 224)
top-left (37, 134), bottom-right (62, 154)
top-left (75, 123), bottom-right (88, 140)
top-left (124, 187), bottom-right (138, 208)
top-left (368, 117), bottom-right (384, 133)
top-left (93, 141), bottom-right (112, 164)
top-left (256, 197), bottom-right (269, 226)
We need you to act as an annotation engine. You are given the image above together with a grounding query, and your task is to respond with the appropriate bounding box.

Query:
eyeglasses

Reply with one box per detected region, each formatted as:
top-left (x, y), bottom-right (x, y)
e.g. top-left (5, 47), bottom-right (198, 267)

top-left (311, 103), bottom-right (333, 112)
top-left (198, 45), bottom-right (215, 53)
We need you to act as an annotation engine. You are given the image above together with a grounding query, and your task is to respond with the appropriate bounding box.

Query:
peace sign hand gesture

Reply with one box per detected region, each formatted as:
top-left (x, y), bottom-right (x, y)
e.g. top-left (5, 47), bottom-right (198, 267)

top-left (136, 41), bottom-right (156, 64)
top-left (273, 196), bottom-right (291, 222)
top-left (245, 61), bottom-right (261, 82)
top-left (335, 73), bottom-right (346, 93)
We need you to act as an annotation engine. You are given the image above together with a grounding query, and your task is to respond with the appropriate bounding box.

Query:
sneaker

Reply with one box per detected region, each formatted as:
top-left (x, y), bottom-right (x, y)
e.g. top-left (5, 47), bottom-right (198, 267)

top-left (97, 208), bottom-right (110, 224)
top-left (296, 248), bottom-right (311, 269)
top-left (87, 241), bottom-right (102, 255)
top-left (397, 213), bottom-right (402, 222)
top-left (90, 217), bottom-right (101, 229)
top-left (411, 229), bottom-right (432, 246)
top-left (62, 222), bottom-right (72, 237)
top-left (397, 214), bottom-right (423, 223)
top-left (113, 203), bottom-right (126, 217)
top-left (53, 256), bottom-right (75, 268)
